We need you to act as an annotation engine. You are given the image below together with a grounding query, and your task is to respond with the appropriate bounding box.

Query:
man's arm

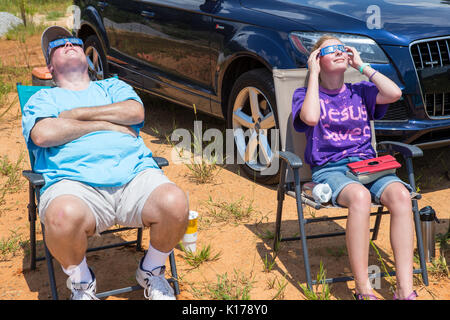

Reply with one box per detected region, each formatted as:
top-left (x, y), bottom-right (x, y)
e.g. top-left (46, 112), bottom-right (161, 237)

top-left (30, 117), bottom-right (137, 148)
top-left (58, 99), bottom-right (145, 125)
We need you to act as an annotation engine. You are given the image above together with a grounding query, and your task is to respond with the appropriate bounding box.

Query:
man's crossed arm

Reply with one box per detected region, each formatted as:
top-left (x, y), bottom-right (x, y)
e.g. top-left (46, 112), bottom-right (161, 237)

top-left (30, 100), bottom-right (144, 148)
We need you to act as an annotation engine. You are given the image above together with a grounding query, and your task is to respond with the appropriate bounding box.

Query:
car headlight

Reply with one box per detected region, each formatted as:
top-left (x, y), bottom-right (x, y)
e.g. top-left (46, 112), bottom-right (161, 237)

top-left (289, 32), bottom-right (389, 64)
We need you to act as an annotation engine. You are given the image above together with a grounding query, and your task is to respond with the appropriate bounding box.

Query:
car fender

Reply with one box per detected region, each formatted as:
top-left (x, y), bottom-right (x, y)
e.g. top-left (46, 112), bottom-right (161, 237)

top-left (78, 5), bottom-right (109, 53)
top-left (216, 28), bottom-right (296, 102)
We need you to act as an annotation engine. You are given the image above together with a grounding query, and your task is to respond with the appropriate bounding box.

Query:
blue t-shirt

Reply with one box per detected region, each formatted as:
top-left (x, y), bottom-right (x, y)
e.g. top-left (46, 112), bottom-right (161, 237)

top-left (22, 78), bottom-right (159, 194)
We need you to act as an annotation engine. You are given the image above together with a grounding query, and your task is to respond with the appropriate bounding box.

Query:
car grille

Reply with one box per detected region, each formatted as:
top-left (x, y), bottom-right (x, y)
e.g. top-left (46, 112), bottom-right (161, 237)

top-left (424, 92), bottom-right (450, 117)
top-left (410, 37), bottom-right (450, 118)
top-left (380, 98), bottom-right (408, 121)
top-left (411, 38), bottom-right (450, 69)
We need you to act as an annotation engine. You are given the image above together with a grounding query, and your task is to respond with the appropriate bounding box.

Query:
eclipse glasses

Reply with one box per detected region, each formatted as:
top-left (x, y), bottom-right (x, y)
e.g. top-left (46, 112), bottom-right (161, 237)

top-left (47, 37), bottom-right (84, 58)
top-left (320, 44), bottom-right (346, 56)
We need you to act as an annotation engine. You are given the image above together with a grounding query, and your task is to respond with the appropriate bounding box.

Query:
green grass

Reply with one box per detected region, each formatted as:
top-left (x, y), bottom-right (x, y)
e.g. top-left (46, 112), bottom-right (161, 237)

top-left (298, 261), bottom-right (332, 300)
top-left (0, 0), bottom-right (72, 17)
top-left (205, 270), bottom-right (255, 300)
top-left (46, 10), bottom-right (65, 21)
top-left (0, 0), bottom-right (72, 41)
top-left (204, 196), bottom-right (258, 224)
top-left (0, 229), bottom-right (26, 260)
top-left (0, 153), bottom-right (25, 213)
top-left (180, 243), bottom-right (221, 268)
top-left (3, 21), bottom-right (47, 42)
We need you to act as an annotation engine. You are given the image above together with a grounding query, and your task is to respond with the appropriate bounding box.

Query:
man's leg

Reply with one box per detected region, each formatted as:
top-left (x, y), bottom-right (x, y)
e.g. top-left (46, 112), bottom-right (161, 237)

top-left (44, 194), bottom-right (97, 270)
top-left (140, 182), bottom-right (189, 264)
top-left (135, 182), bottom-right (188, 300)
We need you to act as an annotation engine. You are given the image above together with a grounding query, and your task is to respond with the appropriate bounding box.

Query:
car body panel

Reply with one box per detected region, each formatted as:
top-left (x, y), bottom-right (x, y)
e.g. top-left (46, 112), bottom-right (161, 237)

top-left (75, 0), bottom-right (450, 148)
top-left (242, 0), bottom-right (450, 45)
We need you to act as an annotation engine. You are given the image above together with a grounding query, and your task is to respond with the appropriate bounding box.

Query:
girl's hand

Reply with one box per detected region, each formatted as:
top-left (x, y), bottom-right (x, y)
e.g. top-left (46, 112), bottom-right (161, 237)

top-left (307, 48), bottom-right (321, 76)
top-left (345, 46), bottom-right (364, 71)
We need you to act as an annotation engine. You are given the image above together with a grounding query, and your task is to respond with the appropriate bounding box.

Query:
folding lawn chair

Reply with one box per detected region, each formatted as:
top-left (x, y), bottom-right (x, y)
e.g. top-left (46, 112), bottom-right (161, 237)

top-left (16, 77), bottom-right (180, 300)
top-left (272, 68), bottom-right (429, 290)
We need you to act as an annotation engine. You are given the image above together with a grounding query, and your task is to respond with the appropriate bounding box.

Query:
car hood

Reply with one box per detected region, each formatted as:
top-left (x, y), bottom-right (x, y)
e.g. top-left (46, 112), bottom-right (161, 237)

top-left (241, 0), bottom-right (450, 46)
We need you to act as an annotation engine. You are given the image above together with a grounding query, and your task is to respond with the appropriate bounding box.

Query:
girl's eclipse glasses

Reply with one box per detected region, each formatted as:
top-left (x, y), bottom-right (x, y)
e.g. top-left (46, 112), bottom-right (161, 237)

top-left (47, 37), bottom-right (84, 58)
top-left (320, 44), bottom-right (346, 56)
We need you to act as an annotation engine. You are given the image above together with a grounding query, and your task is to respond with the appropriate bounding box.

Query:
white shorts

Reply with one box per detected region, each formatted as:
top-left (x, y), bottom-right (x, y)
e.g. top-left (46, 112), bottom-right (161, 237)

top-left (38, 168), bottom-right (174, 235)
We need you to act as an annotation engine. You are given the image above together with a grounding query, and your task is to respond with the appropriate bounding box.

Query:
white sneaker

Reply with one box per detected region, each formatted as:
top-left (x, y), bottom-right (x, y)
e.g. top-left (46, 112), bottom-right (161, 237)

top-left (66, 268), bottom-right (99, 300)
top-left (136, 259), bottom-right (176, 300)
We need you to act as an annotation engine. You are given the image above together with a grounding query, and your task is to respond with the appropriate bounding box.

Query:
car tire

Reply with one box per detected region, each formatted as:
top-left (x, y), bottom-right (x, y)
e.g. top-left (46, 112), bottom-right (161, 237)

top-left (84, 34), bottom-right (108, 81)
top-left (227, 68), bottom-right (280, 185)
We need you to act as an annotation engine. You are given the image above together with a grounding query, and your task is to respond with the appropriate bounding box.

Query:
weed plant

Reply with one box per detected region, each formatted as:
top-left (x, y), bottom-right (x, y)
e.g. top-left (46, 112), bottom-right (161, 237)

top-left (204, 196), bottom-right (257, 224)
top-left (180, 243), bottom-right (221, 268)
top-left (205, 269), bottom-right (255, 300)
top-left (0, 229), bottom-right (26, 260)
top-left (298, 261), bottom-right (332, 300)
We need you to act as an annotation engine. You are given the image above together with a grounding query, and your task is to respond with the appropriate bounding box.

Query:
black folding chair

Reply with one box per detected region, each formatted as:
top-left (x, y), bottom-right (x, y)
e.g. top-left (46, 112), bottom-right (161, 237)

top-left (272, 68), bottom-right (429, 290)
top-left (17, 81), bottom-right (180, 300)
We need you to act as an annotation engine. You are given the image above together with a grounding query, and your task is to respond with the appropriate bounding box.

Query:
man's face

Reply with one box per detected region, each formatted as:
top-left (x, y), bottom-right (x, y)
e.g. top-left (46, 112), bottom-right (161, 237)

top-left (48, 40), bottom-right (88, 75)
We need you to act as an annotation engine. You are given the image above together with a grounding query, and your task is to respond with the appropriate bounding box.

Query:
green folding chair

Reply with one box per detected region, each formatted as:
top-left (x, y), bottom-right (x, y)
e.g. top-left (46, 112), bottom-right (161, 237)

top-left (16, 78), bottom-right (180, 299)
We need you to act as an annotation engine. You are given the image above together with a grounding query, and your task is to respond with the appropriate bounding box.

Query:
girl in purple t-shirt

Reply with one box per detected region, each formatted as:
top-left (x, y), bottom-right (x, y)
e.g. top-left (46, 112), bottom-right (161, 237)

top-left (292, 35), bottom-right (417, 300)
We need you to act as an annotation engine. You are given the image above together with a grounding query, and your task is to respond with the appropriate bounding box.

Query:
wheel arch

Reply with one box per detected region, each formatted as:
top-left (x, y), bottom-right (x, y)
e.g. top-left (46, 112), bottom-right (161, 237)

top-left (77, 6), bottom-right (109, 55)
top-left (218, 30), bottom-right (295, 120)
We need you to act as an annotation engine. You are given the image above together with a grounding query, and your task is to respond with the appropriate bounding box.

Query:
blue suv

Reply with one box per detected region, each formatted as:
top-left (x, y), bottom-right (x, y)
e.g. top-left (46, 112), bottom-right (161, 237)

top-left (74, 0), bottom-right (450, 183)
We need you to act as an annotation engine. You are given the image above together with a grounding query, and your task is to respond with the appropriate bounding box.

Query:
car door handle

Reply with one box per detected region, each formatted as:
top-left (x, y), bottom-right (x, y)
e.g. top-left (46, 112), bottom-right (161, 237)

top-left (141, 10), bottom-right (155, 19)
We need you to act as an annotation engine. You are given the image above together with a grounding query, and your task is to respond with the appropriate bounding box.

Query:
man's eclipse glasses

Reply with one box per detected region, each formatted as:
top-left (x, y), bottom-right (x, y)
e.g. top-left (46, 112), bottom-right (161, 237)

top-left (47, 37), bottom-right (84, 58)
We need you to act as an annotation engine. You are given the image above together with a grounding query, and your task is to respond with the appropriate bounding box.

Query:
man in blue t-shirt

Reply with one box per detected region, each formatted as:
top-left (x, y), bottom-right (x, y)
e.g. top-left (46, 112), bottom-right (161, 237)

top-left (22, 26), bottom-right (189, 300)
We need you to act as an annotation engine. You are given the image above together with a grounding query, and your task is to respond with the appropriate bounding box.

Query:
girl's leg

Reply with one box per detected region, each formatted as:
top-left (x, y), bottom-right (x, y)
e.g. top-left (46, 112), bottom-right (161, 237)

top-left (379, 182), bottom-right (415, 299)
top-left (337, 183), bottom-right (374, 295)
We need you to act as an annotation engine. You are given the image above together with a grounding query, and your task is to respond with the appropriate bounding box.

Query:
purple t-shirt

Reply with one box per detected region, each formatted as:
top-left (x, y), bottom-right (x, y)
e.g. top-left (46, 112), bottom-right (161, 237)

top-left (292, 81), bottom-right (389, 168)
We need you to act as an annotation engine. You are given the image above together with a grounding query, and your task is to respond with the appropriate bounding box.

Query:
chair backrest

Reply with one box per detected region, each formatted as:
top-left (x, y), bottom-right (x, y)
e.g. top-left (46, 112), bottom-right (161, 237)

top-left (17, 84), bottom-right (51, 112)
top-left (273, 67), bottom-right (371, 183)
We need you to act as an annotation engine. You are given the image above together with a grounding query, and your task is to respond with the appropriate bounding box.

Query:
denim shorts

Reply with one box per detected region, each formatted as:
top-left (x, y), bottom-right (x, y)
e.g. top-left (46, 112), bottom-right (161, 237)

top-left (311, 157), bottom-right (412, 207)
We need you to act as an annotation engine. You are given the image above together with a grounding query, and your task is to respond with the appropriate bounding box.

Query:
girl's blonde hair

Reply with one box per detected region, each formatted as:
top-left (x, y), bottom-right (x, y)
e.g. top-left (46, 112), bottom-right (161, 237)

top-left (303, 35), bottom-right (342, 86)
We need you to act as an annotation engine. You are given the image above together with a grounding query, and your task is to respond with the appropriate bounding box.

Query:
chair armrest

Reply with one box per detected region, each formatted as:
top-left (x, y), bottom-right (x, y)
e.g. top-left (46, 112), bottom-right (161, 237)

top-left (153, 157), bottom-right (169, 168)
top-left (22, 158), bottom-right (169, 188)
top-left (22, 170), bottom-right (45, 187)
top-left (377, 141), bottom-right (423, 158)
top-left (278, 151), bottom-right (303, 169)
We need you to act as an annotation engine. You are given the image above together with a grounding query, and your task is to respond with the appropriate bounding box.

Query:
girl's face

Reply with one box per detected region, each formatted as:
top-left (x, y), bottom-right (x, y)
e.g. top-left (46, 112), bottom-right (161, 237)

top-left (318, 39), bottom-right (349, 73)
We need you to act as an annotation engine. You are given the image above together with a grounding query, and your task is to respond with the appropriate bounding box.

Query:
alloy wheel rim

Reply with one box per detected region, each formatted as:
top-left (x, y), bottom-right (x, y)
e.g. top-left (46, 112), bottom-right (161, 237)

top-left (232, 86), bottom-right (277, 172)
top-left (85, 46), bottom-right (104, 80)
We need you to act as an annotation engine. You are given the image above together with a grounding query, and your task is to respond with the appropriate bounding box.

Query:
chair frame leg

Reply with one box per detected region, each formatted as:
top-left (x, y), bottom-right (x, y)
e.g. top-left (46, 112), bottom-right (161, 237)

top-left (274, 161), bottom-right (287, 248)
top-left (136, 228), bottom-right (143, 251)
top-left (371, 206), bottom-right (383, 241)
top-left (275, 161), bottom-right (312, 290)
top-left (405, 157), bottom-right (429, 286)
top-left (28, 182), bottom-right (37, 271)
top-left (169, 252), bottom-right (180, 295)
top-left (412, 198), bottom-right (429, 286)
top-left (292, 169), bottom-right (313, 290)
top-left (41, 223), bottom-right (59, 300)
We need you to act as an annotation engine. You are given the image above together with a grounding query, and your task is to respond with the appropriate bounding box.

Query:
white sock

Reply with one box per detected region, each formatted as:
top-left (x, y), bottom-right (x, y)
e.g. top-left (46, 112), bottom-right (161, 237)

top-left (142, 242), bottom-right (172, 274)
top-left (62, 257), bottom-right (92, 284)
